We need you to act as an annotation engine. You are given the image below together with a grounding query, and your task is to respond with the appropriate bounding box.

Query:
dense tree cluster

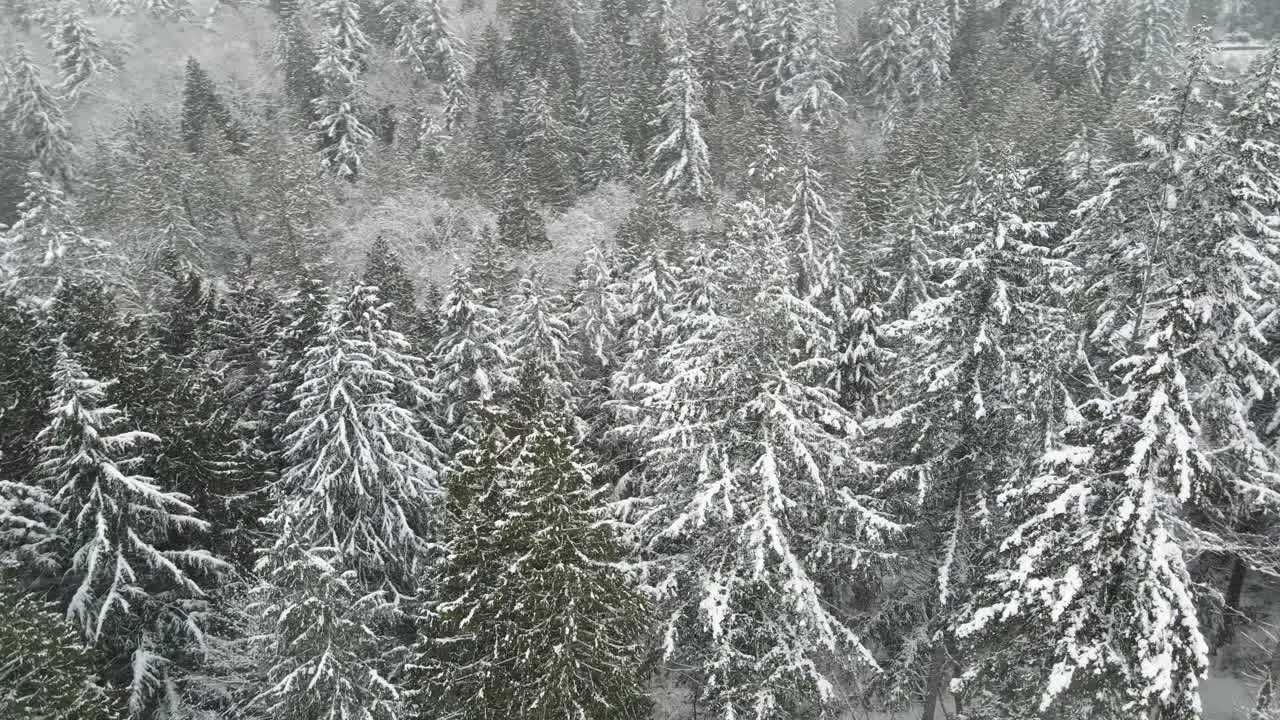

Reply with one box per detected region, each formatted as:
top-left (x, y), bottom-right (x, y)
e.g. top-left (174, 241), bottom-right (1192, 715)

top-left (3, 1), bottom-right (1280, 720)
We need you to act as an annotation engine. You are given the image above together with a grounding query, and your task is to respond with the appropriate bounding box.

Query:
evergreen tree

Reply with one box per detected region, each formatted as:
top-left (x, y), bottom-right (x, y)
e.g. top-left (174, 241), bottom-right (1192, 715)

top-left (311, 0), bottom-right (374, 180)
top-left (872, 161), bottom-right (1072, 719)
top-left (250, 283), bottom-right (441, 720)
top-left (755, 0), bottom-right (846, 128)
top-left (1116, 0), bottom-right (1190, 87)
top-left (956, 299), bottom-right (1211, 719)
top-left (179, 58), bottom-right (243, 154)
top-left (858, 0), bottom-right (956, 122)
top-left (245, 128), bottom-right (333, 279)
top-left (383, 0), bottom-right (468, 130)
top-left (45, 6), bottom-right (114, 101)
top-left (0, 292), bottom-right (47, 489)
top-left (432, 263), bottom-right (515, 434)
top-left (1, 171), bottom-right (109, 297)
top-left (362, 235), bottom-right (425, 340)
top-left (414, 378), bottom-right (651, 720)
top-left (6, 342), bottom-right (226, 718)
top-left (496, 179), bottom-right (550, 248)
top-left (621, 202), bottom-right (897, 719)
top-left (647, 7), bottom-right (712, 202)
top-left (503, 0), bottom-right (581, 99)
top-left (581, 20), bottom-right (636, 187)
top-left (505, 274), bottom-right (577, 403)
top-left (0, 579), bottom-right (122, 720)
top-left (279, 17), bottom-right (326, 124)
top-left (4, 44), bottom-right (74, 188)
top-left (506, 72), bottom-right (578, 208)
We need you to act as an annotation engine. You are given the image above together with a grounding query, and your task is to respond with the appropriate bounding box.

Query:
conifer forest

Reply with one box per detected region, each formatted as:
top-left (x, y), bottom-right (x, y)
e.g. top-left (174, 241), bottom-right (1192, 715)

top-left (5, 0), bottom-right (1280, 718)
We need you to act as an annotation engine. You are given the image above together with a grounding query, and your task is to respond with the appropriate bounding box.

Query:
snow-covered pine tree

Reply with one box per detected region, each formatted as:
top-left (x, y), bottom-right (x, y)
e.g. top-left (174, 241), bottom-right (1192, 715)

top-left (1065, 35), bottom-right (1224, 358)
top-left (870, 159), bottom-right (1072, 719)
top-left (505, 273), bottom-right (578, 404)
top-left (580, 10), bottom-right (637, 187)
top-left (4, 44), bottom-right (75, 188)
top-left (179, 58), bottom-right (242, 155)
top-left (755, 0), bottom-right (845, 129)
top-left (608, 240), bottom-right (681, 414)
top-left (1044, 0), bottom-right (1107, 92)
top-left (0, 579), bottom-right (122, 720)
top-left (249, 282), bottom-right (442, 720)
top-left (14, 342), bottom-right (226, 718)
top-left (569, 243), bottom-right (623, 379)
top-left (432, 263), bottom-right (515, 436)
top-left (413, 374), bottom-right (651, 720)
top-left (362, 235), bottom-right (428, 343)
top-left (0, 170), bottom-right (109, 297)
top-left (382, 0), bottom-right (467, 130)
top-left (780, 156), bottom-right (837, 300)
top-left (503, 0), bottom-right (582, 100)
top-left (824, 246), bottom-right (888, 418)
top-left (955, 294), bottom-right (1212, 720)
top-left (244, 128), bottom-right (334, 278)
top-left (505, 72), bottom-right (578, 209)
top-left (0, 292), bottom-right (47, 491)
top-left (863, 169), bottom-right (941, 322)
top-left (1115, 0), bottom-right (1189, 88)
top-left (622, 201), bottom-right (898, 719)
top-left (858, 0), bottom-right (957, 124)
top-left (45, 5), bottom-right (113, 101)
top-left (647, 0), bottom-right (713, 202)
top-left (311, 0), bottom-right (374, 180)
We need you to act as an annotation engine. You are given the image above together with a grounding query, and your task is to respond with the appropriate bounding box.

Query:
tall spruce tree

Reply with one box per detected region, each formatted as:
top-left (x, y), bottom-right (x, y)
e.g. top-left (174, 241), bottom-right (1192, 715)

top-left (249, 282), bottom-right (441, 720)
top-left (0, 579), bottom-right (123, 720)
top-left (414, 376), bottom-right (651, 720)
top-left (4, 44), bottom-right (74, 188)
top-left (4, 342), bottom-right (227, 718)
top-left (619, 202), bottom-right (897, 719)
top-left (647, 3), bottom-right (713, 202)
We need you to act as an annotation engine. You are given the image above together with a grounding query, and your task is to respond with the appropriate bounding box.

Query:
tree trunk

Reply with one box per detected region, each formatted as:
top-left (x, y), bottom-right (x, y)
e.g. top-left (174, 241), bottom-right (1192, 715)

top-left (921, 640), bottom-right (948, 720)
top-left (1217, 555), bottom-right (1248, 651)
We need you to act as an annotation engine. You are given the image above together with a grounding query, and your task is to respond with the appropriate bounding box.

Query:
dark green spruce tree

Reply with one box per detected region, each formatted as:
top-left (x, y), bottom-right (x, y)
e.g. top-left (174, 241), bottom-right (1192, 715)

top-left (0, 580), bottom-right (123, 720)
top-left (414, 374), bottom-right (651, 720)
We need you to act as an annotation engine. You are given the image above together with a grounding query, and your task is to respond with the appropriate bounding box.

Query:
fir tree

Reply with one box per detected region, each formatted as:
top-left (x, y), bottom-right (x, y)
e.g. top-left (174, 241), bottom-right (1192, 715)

top-left (1, 171), bottom-right (109, 297)
top-left (647, 7), bottom-right (712, 202)
top-left (4, 44), bottom-right (74, 188)
top-left (362, 235), bottom-right (425, 340)
top-left (505, 274), bottom-right (577, 403)
top-left (0, 579), bottom-right (122, 720)
top-left (432, 263), bottom-right (515, 434)
top-left (179, 58), bottom-right (243, 154)
top-left (755, 0), bottom-right (846, 128)
top-left (872, 161), bottom-right (1072, 719)
top-left (956, 299), bottom-right (1211, 719)
top-left (414, 378), bottom-right (651, 720)
top-left (45, 6), bottom-right (114, 101)
top-left (250, 283), bottom-right (441, 720)
top-left (11, 342), bottom-right (226, 718)
top-left (383, 0), bottom-right (468, 130)
top-left (311, 0), bottom-right (374, 180)
top-left (621, 202), bottom-right (898, 719)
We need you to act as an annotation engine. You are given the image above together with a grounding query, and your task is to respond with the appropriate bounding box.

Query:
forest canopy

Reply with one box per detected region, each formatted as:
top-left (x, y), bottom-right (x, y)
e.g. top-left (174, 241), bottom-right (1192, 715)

top-left (2, 1), bottom-right (1280, 719)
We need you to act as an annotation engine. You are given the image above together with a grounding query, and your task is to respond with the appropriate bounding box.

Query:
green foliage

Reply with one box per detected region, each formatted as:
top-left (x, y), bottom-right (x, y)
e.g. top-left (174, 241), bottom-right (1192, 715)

top-left (180, 58), bottom-right (246, 154)
top-left (0, 582), bottom-right (122, 720)
top-left (414, 378), bottom-right (651, 720)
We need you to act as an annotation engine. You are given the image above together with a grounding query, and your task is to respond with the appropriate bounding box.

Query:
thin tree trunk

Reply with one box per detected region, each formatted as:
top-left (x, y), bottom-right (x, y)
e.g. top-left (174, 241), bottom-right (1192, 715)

top-left (921, 640), bottom-right (948, 720)
top-left (1217, 555), bottom-right (1248, 652)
